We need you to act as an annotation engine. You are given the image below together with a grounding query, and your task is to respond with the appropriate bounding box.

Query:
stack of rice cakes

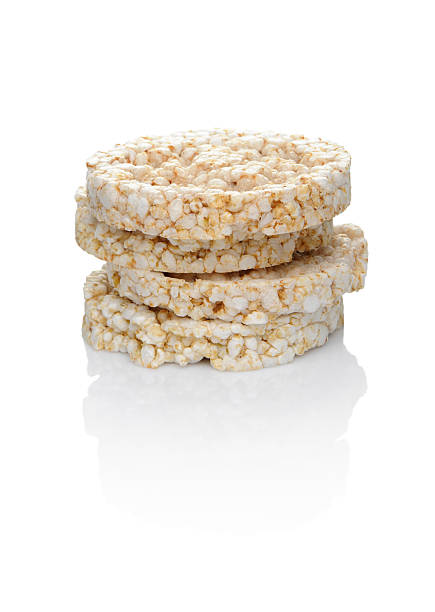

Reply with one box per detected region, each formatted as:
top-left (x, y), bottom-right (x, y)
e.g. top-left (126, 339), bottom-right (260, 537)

top-left (77, 130), bottom-right (367, 371)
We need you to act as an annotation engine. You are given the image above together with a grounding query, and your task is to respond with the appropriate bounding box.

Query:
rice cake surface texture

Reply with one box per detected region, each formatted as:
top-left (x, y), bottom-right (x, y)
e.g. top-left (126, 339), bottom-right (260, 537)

top-left (86, 130), bottom-right (351, 240)
top-left (106, 224), bottom-right (367, 323)
top-left (83, 269), bottom-right (343, 371)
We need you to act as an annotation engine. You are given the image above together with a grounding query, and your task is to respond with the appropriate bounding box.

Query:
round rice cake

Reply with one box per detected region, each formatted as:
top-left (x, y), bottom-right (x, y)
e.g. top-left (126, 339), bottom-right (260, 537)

top-left (76, 187), bottom-right (333, 274)
top-left (83, 269), bottom-right (343, 371)
top-left (105, 224), bottom-right (367, 324)
top-left (85, 130), bottom-right (350, 241)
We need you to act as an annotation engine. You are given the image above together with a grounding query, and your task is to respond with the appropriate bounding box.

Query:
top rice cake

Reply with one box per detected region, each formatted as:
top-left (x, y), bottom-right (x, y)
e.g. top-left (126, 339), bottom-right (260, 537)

top-left (86, 130), bottom-right (351, 241)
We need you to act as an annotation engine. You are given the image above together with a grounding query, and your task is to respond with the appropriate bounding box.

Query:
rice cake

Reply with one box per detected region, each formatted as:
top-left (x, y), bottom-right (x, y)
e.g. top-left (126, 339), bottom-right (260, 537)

top-left (76, 188), bottom-right (333, 274)
top-left (86, 130), bottom-right (350, 241)
top-left (83, 269), bottom-right (343, 371)
top-left (106, 224), bottom-right (367, 323)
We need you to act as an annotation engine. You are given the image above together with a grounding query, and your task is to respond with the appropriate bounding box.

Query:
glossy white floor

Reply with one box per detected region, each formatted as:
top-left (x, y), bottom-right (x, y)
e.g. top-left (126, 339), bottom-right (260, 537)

top-left (2, 2), bottom-right (434, 610)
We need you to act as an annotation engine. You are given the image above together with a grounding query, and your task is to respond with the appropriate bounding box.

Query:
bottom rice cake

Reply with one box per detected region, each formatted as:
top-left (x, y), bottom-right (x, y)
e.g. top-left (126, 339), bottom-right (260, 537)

top-left (107, 224), bottom-right (367, 323)
top-left (83, 269), bottom-right (343, 371)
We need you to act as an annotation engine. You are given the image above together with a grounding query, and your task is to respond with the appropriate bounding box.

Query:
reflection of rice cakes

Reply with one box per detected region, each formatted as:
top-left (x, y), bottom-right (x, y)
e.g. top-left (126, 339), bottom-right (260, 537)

top-left (106, 225), bottom-right (367, 323)
top-left (76, 189), bottom-right (333, 274)
top-left (85, 130), bottom-right (351, 240)
top-left (83, 268), bottom-right (343, 371)
top-left (82, 332), bottom-right (367, 527)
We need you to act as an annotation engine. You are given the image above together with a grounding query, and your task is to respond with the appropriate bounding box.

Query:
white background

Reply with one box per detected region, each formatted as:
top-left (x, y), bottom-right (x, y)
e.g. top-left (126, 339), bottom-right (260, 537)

top-left (1, 1), bottom-right (434, 610)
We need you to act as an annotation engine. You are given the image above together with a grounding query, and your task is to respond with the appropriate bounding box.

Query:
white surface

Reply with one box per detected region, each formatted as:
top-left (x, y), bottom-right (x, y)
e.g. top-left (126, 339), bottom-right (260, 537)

top-left (1, 1), bottom-right (434, 610)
